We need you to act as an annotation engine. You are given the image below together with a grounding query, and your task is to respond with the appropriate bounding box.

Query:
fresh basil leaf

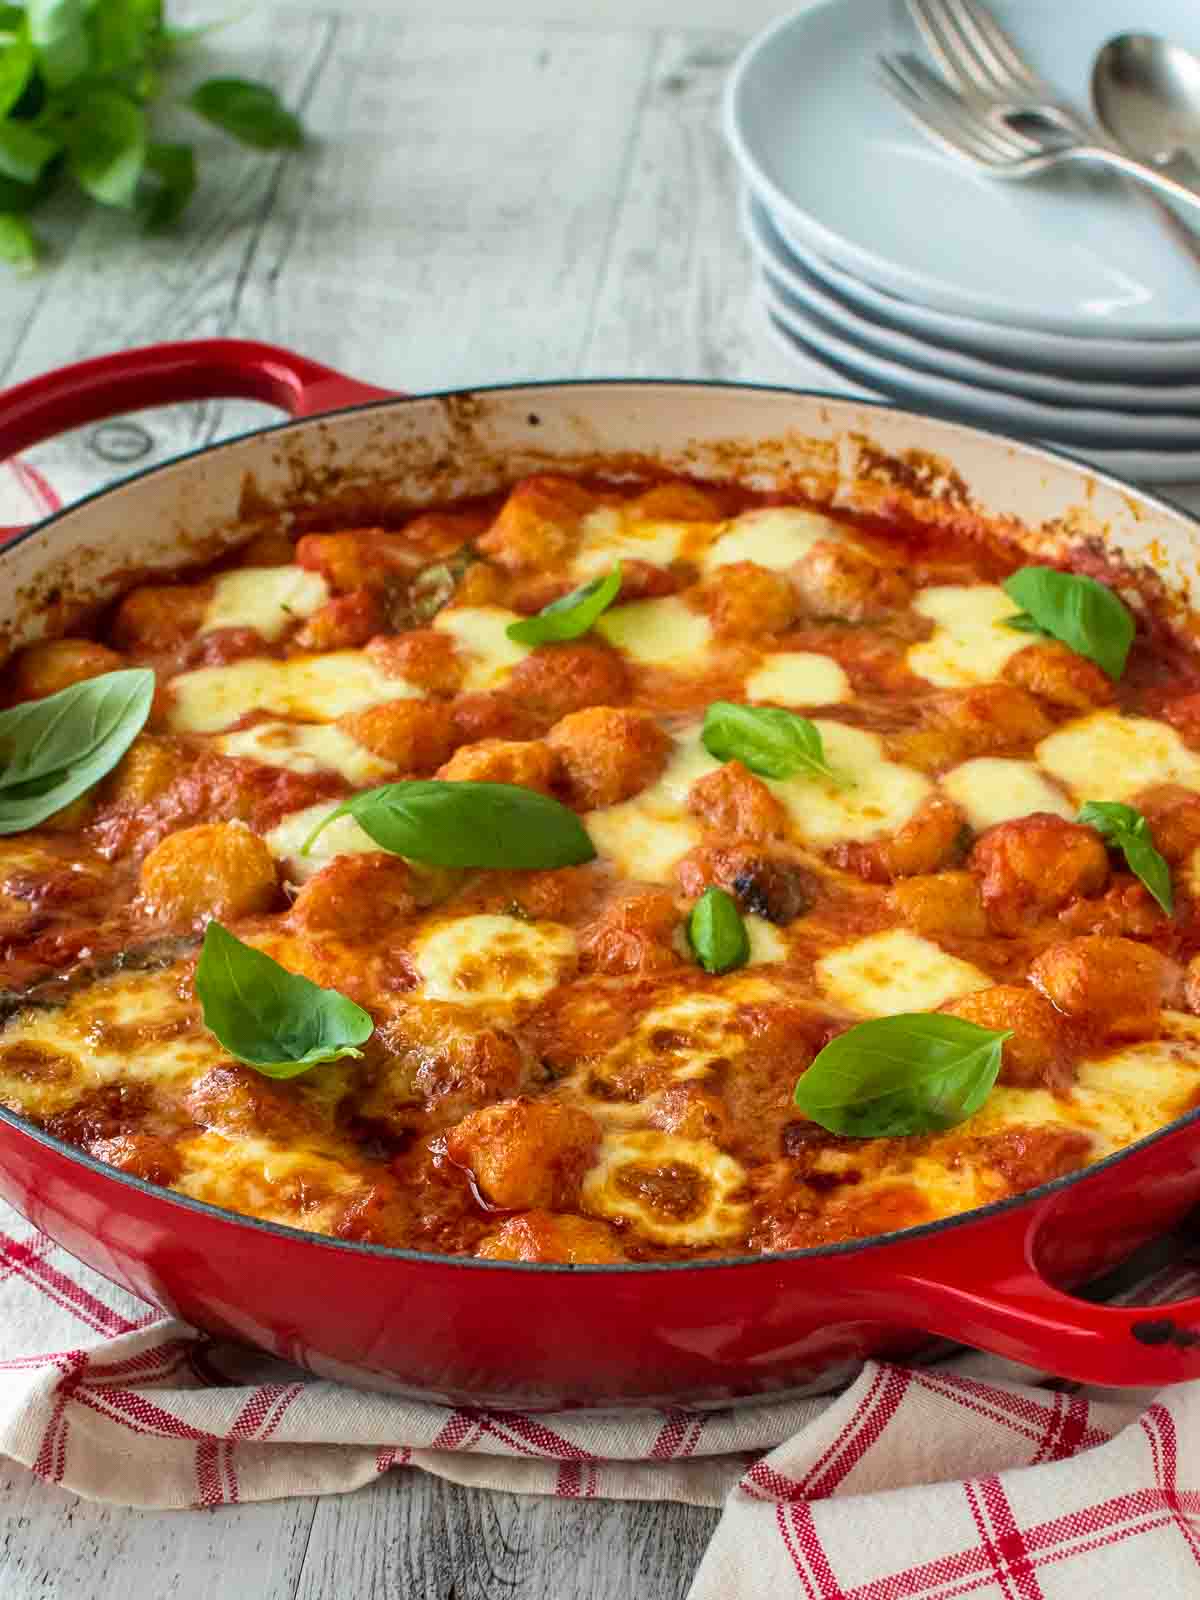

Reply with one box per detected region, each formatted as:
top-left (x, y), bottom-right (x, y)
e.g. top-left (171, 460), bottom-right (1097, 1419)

top-left (0, 30), bottom-right (34, 119)
top-left (1076, 800), bottom-right (1142, 838)
top-left (302, 781), bottom-right (597, 870)
top-left (792, 1013), bottom-right (1010, 1137)
top-left (1077, 800), bottom-right (1174, 915)
top-left (506, 563), bottom-right (622, 646)
top-left (0, 209), bottom-right (35, 265)
top-left (27, 0), bottom-right (89, 89)
top-left (89, 0), bottom-right (159, 76)
top-left (0, 172), bottom-right (38, 211)
top-left (188, 77), bottom-right (304, 150)
top-left (0, 119), bottom-right (59, 184)
top-left (139, 139), bottom-right (194, 230)
top-left (1001, 566), bottom-right (1134, 681)
top-left (195, 922), bottom-right (373, 1079)
top-left (67, 89), bottom-right (145, 207)
top-left (687, 886), bottom-right (749, 975)
top-left (0, 667), bottom-right (154, 832)
top-left (702, 701), bottom-right (839, 783)
top-left (1002, 611), bottom-right (1050, 636)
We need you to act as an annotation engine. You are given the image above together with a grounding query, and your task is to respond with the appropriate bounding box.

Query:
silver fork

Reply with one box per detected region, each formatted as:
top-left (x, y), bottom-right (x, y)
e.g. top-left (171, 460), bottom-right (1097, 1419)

top-left (906, 0), bottom-right (1089, 144)
top-left (878, 48), bottom-right (1200, 216)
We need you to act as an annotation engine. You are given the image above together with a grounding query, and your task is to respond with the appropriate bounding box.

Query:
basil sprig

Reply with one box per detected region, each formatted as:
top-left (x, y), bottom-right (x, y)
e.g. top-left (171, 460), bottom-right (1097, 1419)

top-left (302, 780), bottom-right (597, 870)
top-left (1002, 566), bottom-right (1134, 681)
top-left (1077, 801), bottom-right (1173, 915)
top-left (702, 701), bottom-right (839, 783)
top-left (195, 922), bottom-right (373, 1080)
top-left (0, 3), bottom-right (305, 269)
top-left (792, 1013), bottom-right (1010, 1137)
top-left (506, 563), bottom-right (622, 646)
top-left (0, 667), bottom-right (154, 834)
top-left (687, 886), bottom-right (750, 975)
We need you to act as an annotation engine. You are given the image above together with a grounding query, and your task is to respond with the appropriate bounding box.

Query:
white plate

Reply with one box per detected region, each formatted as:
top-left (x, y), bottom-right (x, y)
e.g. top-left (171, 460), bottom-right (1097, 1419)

top-left (759, 273), bottom-right (1200, 447)
top-left (726, 0), bottom-right (1200, 337)
top-left (761, 308), bottom-right (1200, 483)
top-left (742, 194), bottom-right (1200, 412)
top-left (795, 223), bottom-right (1200, 380)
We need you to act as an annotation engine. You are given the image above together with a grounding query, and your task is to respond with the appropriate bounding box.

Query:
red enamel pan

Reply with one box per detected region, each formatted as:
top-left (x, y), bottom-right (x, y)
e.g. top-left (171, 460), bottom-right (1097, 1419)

top-left (0, 339), bottom-right (1199, 1408)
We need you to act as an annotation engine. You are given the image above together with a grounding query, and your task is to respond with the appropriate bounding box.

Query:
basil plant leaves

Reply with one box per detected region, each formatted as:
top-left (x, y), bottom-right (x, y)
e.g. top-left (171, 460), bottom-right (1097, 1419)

top-left (793, 1014), bottom-right (1011, 1138)
top-left (0, 667), bottom-right (154, 834)
top-left (1077, 801), bottom-right (1174, 916)
top-left (1002, 566), bottom-right (1134, 682)
top-left (303, 780), bottom-right (597, 870)
top-left (196, 922), bottom-right (373, 1080)
top-left (506, 563), bottom-right (622, 646)
top-left (0, 4), bottom-right (305, 267)
top-left (702, 702), bottom-right (840, 784)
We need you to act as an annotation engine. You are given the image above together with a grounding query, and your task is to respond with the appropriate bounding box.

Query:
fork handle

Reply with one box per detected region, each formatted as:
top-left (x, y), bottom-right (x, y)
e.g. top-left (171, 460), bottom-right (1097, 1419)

top-left (1062, 143), bottom-right (1200, 217)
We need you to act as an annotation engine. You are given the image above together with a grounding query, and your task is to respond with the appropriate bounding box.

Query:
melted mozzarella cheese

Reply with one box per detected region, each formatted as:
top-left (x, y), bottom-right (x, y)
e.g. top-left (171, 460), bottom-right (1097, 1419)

top-left (941, 757), bottom-right (1073, 832)
top-left (638, 732), bottom-right (722, 807)
top-left (174, 1132), bottom-right (364, 1230)
top-left (746, 914), bottom-right (787, 965)
top-left (1037, 711), bottom-right (1200, 804)
top-left (432, 605), bottom-right (530, 689)
top-left (216, 721), bottom-right (394, 785)
top-left (264, 802), bottom-right (378, 882)
top-left (0, 970), bottom-right (222, 1118)
top-left (584, 731), bottom-right (713, 882)
top-left (699, 507), bottom-right (844, 572)
top-left (411, 914), bottom-right (576, 1011)
top-left (769, 721), bottom-right (931, 847)
top-left (633, 993), bottom-right (744, 1081)
top-left (596, 595), bottom-right (713, 668)
top-left (571, 506), bottom-right (693, 579)
top-left (578, 990), bottom-right (746, 1111)
top-left (816, 930), bottom-right (991, 1016)
top-left (1068, 1013), bottom-right (1200, 1156)
top-left (908, 584), bottom-right (1028, 687)
top-left (586, 807), bottom-right (701, 885)
top-left (581, 1130), bottom-right (750, 1245)
top-left (202, 565), bottom-right (328, 641)
top-left (745, 651), bottom-right (850, 706)
top-left (169, 652), bottom-right (411, 733)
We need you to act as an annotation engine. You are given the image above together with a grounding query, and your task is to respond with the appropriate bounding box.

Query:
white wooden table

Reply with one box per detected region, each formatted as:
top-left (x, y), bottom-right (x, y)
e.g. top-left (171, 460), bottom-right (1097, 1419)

top-left (2, 5), bottom-right (1198, 1596)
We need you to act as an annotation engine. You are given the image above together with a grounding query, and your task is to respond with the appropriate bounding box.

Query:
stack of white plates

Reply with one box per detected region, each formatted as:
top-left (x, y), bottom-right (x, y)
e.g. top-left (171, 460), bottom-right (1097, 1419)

top-left (724, 0), bottom-right (1200, 485)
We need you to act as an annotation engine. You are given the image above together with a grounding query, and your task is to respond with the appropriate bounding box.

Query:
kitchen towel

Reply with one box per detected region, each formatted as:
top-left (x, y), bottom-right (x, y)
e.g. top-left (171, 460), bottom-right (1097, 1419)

top-left (2, 1196), bottom-right (1198, 1599)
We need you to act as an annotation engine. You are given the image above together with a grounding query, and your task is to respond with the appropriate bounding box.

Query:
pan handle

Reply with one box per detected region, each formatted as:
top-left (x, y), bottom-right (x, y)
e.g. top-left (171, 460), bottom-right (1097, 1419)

top-left (880, 1210), bottom-right (1200, 1388)
top-left (0, 338), bottom-right (396, 525)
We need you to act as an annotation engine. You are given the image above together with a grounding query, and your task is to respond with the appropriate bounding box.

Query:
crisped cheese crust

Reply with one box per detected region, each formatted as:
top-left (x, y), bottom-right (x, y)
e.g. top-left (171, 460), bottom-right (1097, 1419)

top-left (4, 475), bottom-right (1200, 1265)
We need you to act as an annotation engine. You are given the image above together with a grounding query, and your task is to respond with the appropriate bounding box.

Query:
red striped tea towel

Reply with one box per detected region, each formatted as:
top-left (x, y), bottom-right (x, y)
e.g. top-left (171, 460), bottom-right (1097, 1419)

top-left (2, 1197), bottom-right (1199, 1599)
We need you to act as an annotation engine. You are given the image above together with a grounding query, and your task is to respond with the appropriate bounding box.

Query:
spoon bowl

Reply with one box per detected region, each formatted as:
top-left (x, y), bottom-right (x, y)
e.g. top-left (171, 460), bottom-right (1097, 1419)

top-left (1092, 32), bottom-right (1200, 168)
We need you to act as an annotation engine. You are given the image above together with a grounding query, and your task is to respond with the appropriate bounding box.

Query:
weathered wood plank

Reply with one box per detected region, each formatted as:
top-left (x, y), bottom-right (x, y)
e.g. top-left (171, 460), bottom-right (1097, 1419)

top-left (580, 30), bottom-right (800, 387)
top-left (230, 17), bottom-right (655, 396)
top-left (0, 1461), bottom-right (317, 1600)
top-left (293, 1468), bottom-right (719, 1600)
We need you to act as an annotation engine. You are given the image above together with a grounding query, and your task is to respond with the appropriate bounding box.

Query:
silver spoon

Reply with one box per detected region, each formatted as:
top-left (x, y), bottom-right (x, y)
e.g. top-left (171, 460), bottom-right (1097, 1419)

top-left (1092, 33), bottom-right (1200, 179)
top-left (1089, 32), bottom-right (1200, 263)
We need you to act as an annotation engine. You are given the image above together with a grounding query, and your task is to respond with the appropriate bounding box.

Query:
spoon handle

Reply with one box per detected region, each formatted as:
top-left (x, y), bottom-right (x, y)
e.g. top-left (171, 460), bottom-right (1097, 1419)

top-left (1062, 142), bottom-right (1200, 215)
